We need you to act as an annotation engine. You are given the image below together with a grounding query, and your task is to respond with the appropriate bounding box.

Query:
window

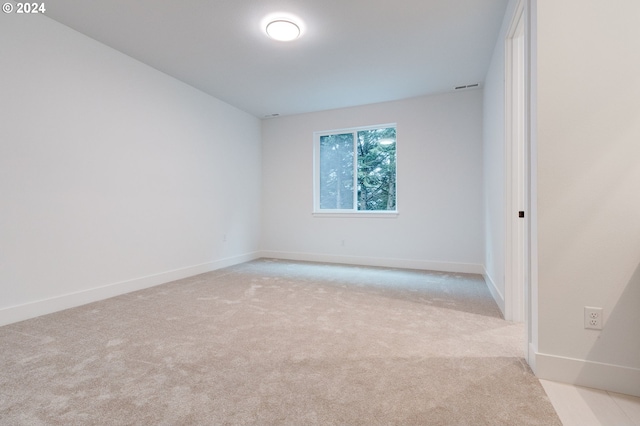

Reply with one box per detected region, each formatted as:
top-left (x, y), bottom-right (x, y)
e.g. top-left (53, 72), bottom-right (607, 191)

top-left (314, 124), bottom-right (397, 214)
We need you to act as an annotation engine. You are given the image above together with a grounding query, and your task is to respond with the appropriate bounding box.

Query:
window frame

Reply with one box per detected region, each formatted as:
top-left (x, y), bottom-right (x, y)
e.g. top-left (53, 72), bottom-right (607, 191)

top-left (313, 123), bottom-right (398, 217)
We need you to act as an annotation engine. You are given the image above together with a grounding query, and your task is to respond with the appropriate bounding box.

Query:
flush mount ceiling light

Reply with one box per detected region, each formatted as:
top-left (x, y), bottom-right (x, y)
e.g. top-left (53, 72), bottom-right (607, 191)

top-left (265, 19), bottom-right (301, 41)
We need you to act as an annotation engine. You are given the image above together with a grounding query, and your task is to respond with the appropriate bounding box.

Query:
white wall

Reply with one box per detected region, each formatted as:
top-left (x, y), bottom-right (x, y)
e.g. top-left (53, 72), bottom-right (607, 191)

top-left (261, 91), bottom-right (484, 273)
top-left (0, 13), bottom-right (262, 325)
top-left (533, 0), bottom-right (640, 396)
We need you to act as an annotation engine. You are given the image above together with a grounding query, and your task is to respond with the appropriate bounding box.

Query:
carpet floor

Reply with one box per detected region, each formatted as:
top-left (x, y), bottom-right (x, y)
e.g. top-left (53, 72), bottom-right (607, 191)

top-left (0, 259), bottom-right (561, 425)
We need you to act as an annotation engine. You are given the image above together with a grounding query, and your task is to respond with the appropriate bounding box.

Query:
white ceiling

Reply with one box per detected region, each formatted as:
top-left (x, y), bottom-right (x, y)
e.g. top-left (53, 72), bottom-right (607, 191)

top-left (44, 0), bottom-right (508, 118)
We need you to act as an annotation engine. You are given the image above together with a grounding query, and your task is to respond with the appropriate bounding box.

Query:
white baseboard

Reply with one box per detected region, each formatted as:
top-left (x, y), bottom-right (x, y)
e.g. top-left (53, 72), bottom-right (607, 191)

top-left (534, 351), bottom-right (640, 397)
top-left (258, 250), bottom-right (484, 274)
top-left (0, 252), bottom-right (260, 327)
top-left (482, 268), bottom-right (505, 317)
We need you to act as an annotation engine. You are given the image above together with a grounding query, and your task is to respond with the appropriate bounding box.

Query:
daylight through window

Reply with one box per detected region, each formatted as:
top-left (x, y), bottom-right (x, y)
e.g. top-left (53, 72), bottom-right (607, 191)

top-left (314, 124), bottom-right (397, 213)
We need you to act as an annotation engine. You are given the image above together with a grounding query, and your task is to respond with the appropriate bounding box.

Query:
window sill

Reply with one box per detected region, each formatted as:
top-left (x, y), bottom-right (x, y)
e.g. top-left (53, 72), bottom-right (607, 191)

top-left (312, 211), bottom-right (399, 219)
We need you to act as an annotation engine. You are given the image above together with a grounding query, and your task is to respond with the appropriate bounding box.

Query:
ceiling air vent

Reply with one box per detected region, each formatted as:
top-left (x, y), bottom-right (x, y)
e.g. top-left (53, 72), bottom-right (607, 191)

top-left (455, 83), bottom-right (480, 90)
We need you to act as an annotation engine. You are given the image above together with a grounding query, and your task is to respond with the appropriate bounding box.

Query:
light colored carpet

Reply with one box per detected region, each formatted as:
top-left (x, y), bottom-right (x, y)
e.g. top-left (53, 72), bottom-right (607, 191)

top-left (0, 259), bottom-right (561, 425)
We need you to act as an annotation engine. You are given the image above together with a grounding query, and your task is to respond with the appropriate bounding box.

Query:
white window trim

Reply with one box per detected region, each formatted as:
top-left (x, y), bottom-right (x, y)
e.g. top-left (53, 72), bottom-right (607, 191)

top-left (313, 123), bottom-right (398, 216)
top-left (312, 211), bottom-right (399, 218)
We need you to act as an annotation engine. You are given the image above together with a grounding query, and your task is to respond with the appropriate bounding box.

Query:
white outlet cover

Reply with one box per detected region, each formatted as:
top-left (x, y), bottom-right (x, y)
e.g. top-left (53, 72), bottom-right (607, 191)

top-left (584, 306), bottom-right (603, 330)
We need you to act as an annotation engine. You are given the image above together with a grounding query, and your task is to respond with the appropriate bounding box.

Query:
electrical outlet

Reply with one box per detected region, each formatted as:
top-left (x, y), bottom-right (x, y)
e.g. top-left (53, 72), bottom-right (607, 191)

top-left (584, 306), bottom-right (603, 330)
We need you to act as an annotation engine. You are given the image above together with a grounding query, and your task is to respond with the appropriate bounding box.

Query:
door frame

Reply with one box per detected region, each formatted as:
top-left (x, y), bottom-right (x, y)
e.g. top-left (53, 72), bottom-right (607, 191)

top-left (504, 0), bottom-right (531, 359)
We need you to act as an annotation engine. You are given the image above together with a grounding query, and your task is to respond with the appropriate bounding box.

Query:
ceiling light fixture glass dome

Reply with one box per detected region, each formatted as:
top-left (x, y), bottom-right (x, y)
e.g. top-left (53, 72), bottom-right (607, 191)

top-left (266, 20), bottom-right (301, 41)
